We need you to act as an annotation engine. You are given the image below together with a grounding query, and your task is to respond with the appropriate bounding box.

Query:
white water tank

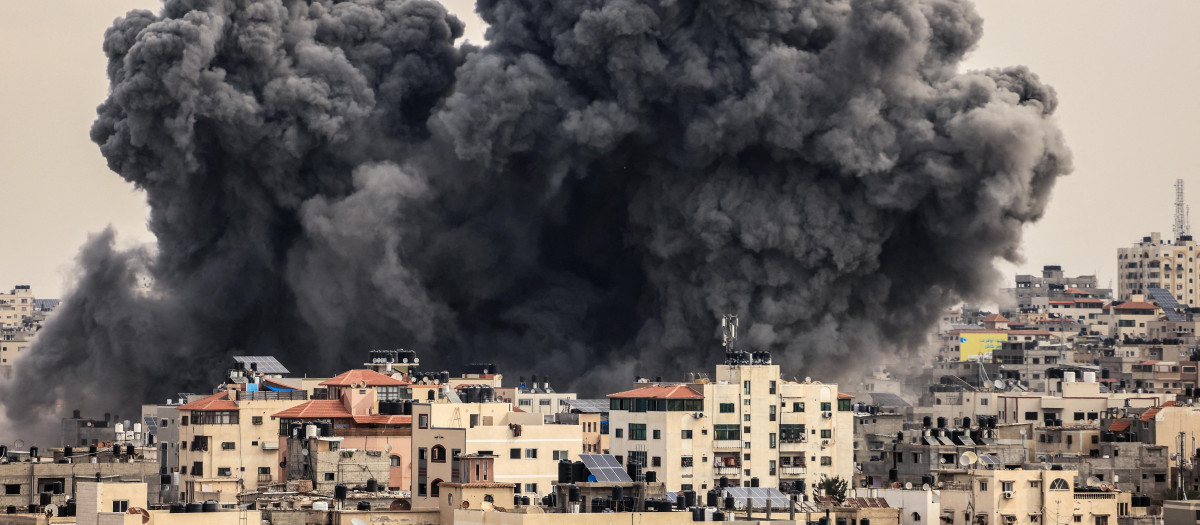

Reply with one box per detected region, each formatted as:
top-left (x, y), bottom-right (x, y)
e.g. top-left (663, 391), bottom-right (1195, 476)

top-left (114, 423), bottom-right (124, 433)
top-left (1082, 371), bottom-right (1097, 383)
top-left (1063, 372), bottom-right (1076, 383)
top-left (305, 424), bottom-right (319, 439)
top-left (133, 423), bottom-right (142, 433)
top-left (312, 501), bottom-right (329, 511)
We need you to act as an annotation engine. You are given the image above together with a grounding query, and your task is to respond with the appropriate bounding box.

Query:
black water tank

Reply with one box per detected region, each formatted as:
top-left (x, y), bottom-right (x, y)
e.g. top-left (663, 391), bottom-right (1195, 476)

top-left (522, 496), bottom-right (530, 506)
top-left (62, 500), bottom-right (76, 517)
top-left (53, 482), bottom-right (63, 495)
top-left (572, 461), bottom-right (586, 483)
top-left (818, 518), bottom-right (829, 525)
top-left (861, 520), bottom-right (870, 525)
top-left (203, 500), bottom-right (219, 512)
top-left (569, 485), bottom-right (581, 502)
top-left (64, 446), bottom-right (73, 459)
top-left (676, 494), bottom-right (685, 510)
top-left (889, 469), bottom-right (898, 481)
top-left (112, 445), bottom-right (121, 457)
top-left (29, 446), bottom-right (37, 459)
top-left (4, 507), bottom-right (14, 516)
top-left (645, 470), bottom-right (657, 483)
top-left (706, 490), bottom-right (718, 507)
top-left (515, 495), bottom-right (522, 506)
top-left (837, 519), bottom-right (848, 525)
top-left (0, 445), bottom-right (6, 457)
top-left (88, 445), bottom-right (97, 456)
top-left (126, 444), bottom-right (135, 457)
top-left (170, 504), bottom-right (186, 513)
top-left (612, 486), bottom-right (623, 501)
top-left (335, 484), bottom-right (348, 500)
top-left (922, 416), bottom-right (932, 427)
top-left (724, 494), bottom-right (735, 510)
top-left (39, 492), bottom-right (51, 506)
top-left (713, 510), bottom-right (725, 521)
top-left (720, 476), bottom-right (729, 488)
top-left (355, 501), bottom-right (370, 511)
top-left (962, 417), bottom-right (971, 428)
top-left (321, 422), bottom-right (334, 437)
top-left (366, 478), bottom-right (378, 492)
top-left (559, 459), bottom-right (573, 483)
top-left (937, 417), bottom-right (947, 428)
top-left (186, 502), bottom-right (203, 513)
top-left (684, 490), bottom-right (696, 507)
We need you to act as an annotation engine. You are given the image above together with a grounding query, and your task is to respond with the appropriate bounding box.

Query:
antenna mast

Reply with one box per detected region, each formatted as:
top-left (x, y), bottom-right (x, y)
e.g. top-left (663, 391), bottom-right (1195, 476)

top-left (721, 314), bottom-right (738, 350)
top-left (1175, 178), bottom-right (1191, 240)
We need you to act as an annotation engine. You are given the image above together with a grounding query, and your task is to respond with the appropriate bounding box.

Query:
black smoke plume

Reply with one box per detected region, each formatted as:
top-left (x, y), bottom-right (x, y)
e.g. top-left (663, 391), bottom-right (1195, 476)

top-left (1, 0), bottom-right (1069, 429)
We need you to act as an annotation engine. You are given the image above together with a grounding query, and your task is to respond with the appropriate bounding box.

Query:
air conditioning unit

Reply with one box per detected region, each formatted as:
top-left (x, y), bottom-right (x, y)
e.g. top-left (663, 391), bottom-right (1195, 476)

top-left (823, 411), bottom-right (833, 418)
top-left (693, 412), bottom-right (704, 419)
top-left (1002, 490), bottom-right (1014, 499)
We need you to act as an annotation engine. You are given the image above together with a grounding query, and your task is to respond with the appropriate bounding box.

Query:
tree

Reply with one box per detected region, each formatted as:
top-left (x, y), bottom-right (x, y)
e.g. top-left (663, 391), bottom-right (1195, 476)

top-left (813, 475), bottom-right (849, 505)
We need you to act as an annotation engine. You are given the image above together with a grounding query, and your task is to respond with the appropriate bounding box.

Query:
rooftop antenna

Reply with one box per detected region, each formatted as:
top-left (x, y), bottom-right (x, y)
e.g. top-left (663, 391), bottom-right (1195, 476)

top-left (722, 314), bottom-right (738, 350)
top-left (1175, 178), bottom-right (1191, 241)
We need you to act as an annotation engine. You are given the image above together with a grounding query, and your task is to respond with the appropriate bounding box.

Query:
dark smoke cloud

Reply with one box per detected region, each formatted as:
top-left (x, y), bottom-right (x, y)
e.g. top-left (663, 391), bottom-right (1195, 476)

top-left (0, 0), bottom-right (1069, 430)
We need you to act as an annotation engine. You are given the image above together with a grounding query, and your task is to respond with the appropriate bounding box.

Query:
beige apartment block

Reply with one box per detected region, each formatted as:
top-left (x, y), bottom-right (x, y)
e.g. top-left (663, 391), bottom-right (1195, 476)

top-left (1104, 296), bottom-right (1163, 340)
top-left (410, 401), bottom-right (582, 509)
top-left (1118, 232), bottom-right (1200, 306)
top-left (938, 468), bottom-right (1123, 525)
top-left (607, 357), bottom-right (855, 494)
top-left (177, 389), bottom-right (307, 503)
top-left (0, 285), bottom-right (35, 328)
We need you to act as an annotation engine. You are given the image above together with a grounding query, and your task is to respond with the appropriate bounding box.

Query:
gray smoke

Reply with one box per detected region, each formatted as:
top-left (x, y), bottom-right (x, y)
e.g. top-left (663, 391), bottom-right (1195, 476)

top-left (1, 0), bottom-right (1069, 430)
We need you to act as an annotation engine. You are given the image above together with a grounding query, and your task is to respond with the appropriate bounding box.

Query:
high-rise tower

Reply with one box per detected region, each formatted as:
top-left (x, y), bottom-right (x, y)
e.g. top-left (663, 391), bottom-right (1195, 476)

top-left (1174, 178), bottom-right (1191, 241)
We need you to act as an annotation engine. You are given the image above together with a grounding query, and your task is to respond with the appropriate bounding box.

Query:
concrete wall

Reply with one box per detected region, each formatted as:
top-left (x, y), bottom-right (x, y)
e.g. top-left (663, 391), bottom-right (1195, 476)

top-left (0, 461), bottom-right (159, 508)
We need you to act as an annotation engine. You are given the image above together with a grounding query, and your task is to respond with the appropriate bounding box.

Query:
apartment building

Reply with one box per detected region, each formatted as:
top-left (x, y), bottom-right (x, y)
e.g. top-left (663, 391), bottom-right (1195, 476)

top-left (1105, 297), bottom-right (1163, 340)
top-left (607, 352), bottom-right (855, 494)
top-left (561, 399), bottom-right (609, 454)
top-left (1008, 266), bottom-right (1110, 311)
top-left (410, 400), bottom-right (582, 509)
top-left (1118, 232), bottom-right (1200, 306)
top-left (177, 386), bottom-right (307, 503)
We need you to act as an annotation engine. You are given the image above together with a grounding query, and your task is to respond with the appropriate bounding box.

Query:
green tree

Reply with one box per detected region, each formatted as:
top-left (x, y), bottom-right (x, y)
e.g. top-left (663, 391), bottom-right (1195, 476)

top-left (813, 475), bottom-right (849, 505)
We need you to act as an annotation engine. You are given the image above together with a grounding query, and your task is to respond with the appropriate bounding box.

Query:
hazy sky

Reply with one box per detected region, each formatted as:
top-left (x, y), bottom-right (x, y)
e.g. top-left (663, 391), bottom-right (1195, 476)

top-left (1, 1), bottom-right (1197, 298)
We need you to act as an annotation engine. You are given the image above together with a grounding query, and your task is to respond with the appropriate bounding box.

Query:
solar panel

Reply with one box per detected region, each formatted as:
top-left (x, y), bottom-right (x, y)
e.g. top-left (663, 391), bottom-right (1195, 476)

top-left (233, 356), bottom-right (290, 375)
top-left (143, 416), bottom-right (158, 434)
top-left (564, 399), bottom-right (609, 413)
top-left (723, 487), bottom-right (791, 509)
top-left (979, 454), bottom-right (1003, 466)
top-left (1147, 288), bottom-right (1188, 321)
top-left (580, 454), bottom-right (632, 482)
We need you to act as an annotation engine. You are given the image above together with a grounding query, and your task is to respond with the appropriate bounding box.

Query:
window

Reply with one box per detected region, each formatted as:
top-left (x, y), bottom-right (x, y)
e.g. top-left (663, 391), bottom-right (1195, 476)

top-left (744, 381), bottom-right (751, 395)
top-left (217, 467), bottom-right (232, 477)
top-left (682, 430), bottom-right (693, 439)
top-left (4, 485), bottom-right (18, 495)
top-left (1050, 478), bottom-right (1070, 490)
top-left (769, 433), bottom-right (776, 449)
top-left (181, 416), bottom-right (189, 426)
top-left (980, 481), bottom-right (988, 491)
top-left (820, 429), bottom-right (832, 439)
top-left (432, 445), bottom-right (447, 462)
top-left (769, 381), bottom-right (776, 394)
top-left (323, 472), bottom-right (335, 481)
top-left (744, 414), bottom-right (751, 422)
top-left (820, 402), bottom-right (831, 412)
top-left (192, 462), bottom-right (203, 477)
top-left (519, 399), bottom-right (532, 406)
top-left (510, 448), bottom-right (521, 459)
top-left (652, 456), bottom-right (661, 467)
top-left (540, 399), bottom-right (551, 407)
top-left (629, 424), bottom-right (647, 440)
top-left (720, 403), bottom-right (735, 413)
top-left (524, 483), bottom-right (538, 494)
top-left (780, 424), bottom-right (805, 443)
top-left (431, 479), bottom-right (443, 497)
top-left (681, 456), bottom-right (693, 467)
top-left (113, 500), bottom-right (130, 513)
top-left (553, 450), bottom-right (570, 460)
top-left (252, 416), bottom-right (263, 425)
top-left (259, 467), bottom-right (271, 475)
top-left (419, 414), bottom-right (429, 429)
top-left (769, 405), bottom-right (776, 421)
top-left (653, 429), bottom-right (661, 439)
top-left (837, 399), bottom-right (852, 411)
top-left (714, 424), bottom-right (740, 440)
top-left (744, 426), bottom-right (751, 434)
top-left (793, 402), bottom-right (805, 412)
top-left (525, 448), bottom-right (538, 459)
top-left (744, 399), bottom-right (751, 406)
top-left (1002, 481), bottom-right (1014, 492)
top-left (1025, 412), bottom-right (1038, 421)
top-left (820, 456), bottom-right (832, 466)
top-left (161, 419), bottom-right (168, 428)
top-left (221, 442), bottom-right (235, 450)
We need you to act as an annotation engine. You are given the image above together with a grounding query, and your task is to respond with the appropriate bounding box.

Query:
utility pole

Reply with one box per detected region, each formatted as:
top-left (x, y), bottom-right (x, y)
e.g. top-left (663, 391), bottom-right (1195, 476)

top-left (1180, 431), bottom-right (1188, 500)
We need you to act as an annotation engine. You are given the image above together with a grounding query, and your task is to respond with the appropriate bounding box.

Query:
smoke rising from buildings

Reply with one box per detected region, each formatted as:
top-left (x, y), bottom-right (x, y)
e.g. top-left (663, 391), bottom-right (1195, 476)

top-left (1, 0), bottom-right (1069, 427)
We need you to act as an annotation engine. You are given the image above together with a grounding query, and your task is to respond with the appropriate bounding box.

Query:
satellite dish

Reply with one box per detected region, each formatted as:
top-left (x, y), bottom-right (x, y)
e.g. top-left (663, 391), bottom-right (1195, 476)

top-left (351, 519), bottom-right (368, 525)
top-left (302, 449), bottom-right (309, 456)
top-left (1086, 476), bottom-right (1101, 488)
top-left (45, 504), bottom-right (58, 517)
top-left (481, 501), bottom-right (495, 512)
top-left (993, 380), bottom-right (1005, 390)
top-left (938, 457), bottom-right (946, 464)
top-left (804, 377), bottom-right (812, 383)
top-left (1019, 429), bottom-right (1027, 438)
top-left (937, 481), bottom-right (945, 488)
top-left (904, 482), bottom-right (913, 490)
top-left (959, 451), bottom-right (978, 467)
top-left (921, 483), bottom-right (931, 491)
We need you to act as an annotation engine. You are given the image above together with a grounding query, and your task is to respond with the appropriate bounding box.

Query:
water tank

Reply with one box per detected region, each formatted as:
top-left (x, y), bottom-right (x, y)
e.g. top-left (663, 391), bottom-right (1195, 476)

top-left (306, 424), bottom-right (319, 439)
top-left (1064, 371), bottom-right (1076, 383)
top-left (62, 500), bottom-right (76, 517)
top-left (572, 461), bottom-right (586, 483)
top-left (684, 490), bottom-right (696, 507)
top-left (713, 510), bottom-right (725, 521)
top-left (39, 492), bottom-right (51, 506)
top-left (719, 476), bottom-right (729, 488)
top-left (922, 416), bottom-right (932, 427)
top-left (861, 520), bottom-right (870, 525)
top-left (441, 371), bottom-right (451, 385)
top-left (1083, 371), bottom-right (1097, 383)
top-left (558, 459), bottom-right (573, 483)
top-left (691, 507), bottom-right (704, 521)
top-left (335, 485), bottom-right (348, 500)
top-left (52, 482), bottom-right (63, 495)
top-left (522, 496), bottom-right (530, 506)
top-left (3, 506), bottom-right (12, 515)
top-left (366, 478), bottom-right (378, 492)
top-left (126, 444), bottom-right (135, 457)
top-left (64, 446), bottom-right (73, 460)
top-left (724, 494), bottom-right (735, 510)
top-left (514, 495), bottom-right (522, 506)
top-left (962, 417), bottom-right (971, 428)
top-left (818, 518), bottom-right (829, 525)
top-left (312, 501), bottom-right (328, 511)
top-left (356, 501), bottom-right (371, 511)
top-left (645, 470), bottom-right (657, 483)
top-left (706, 490), bottom-right (718, 507)
top-left (569, 485), bottom-right (581, 502)
top-left (676, 494), bottom-right (685, 510)
top-left (115, 423), bottom-right (124, 434)
top-left (186, 502), bottom-right (203, 513)
top-left (169, 503), bottom-right (186, 513)
top-left (837, 519), bottom-right (848, 525)
top-left (203, 500), bottom-right (219, 512)
top-left (936, 417), bottom-right (946, 429)
top-left (29, 446), bottom-right (37, 459)
top-left (320, 422), bottom-right (334, 437)
top-left (612, 485), bottom-right (623, 501)
top-left (112, 445), bottom-right (121, 457)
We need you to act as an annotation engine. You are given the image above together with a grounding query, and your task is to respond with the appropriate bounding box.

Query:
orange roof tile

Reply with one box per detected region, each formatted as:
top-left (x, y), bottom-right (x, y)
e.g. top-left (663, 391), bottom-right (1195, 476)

top-left (1140, 408), bottom-right (1161, 422)
top-left (1063, 288), bottom-right (1091, 295)
top-left (607, 385), bottom-right (704, 399)
top-left (352, 415), bottom-right (412, 426)
top-left (838, 393), bottom-right (854, 399)
top-left (1115, 302), bottom-right (1159, 310)
top-left (273, 400), bottom-right (354, 419)
top-left (320, 369), bottom-right (405, 387)
top-left (178, 392), bottom-right (237, 412)
top-left (1108, 420), bottom-right (1131, 432)
top-left (1048, 300), bottom-right (1075, 305)
top-left (1162, 401), bottom-right (1178, 407)
top-left (982, 313), bottom-right (1009, 322)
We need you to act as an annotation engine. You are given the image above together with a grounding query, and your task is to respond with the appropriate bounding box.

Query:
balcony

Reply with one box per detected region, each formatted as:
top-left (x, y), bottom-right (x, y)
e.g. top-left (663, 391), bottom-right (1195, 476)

top-left (779, 442), bottom-right (806, 452)
top-left (714, 467), bottom-right (741, 476)
top-left (1073, 493), bottom-right (1115, 501)
top-left (779, 466), bottom-right (806, 477)
top-left (713, 440), bottom-right (742, 450)
top-left (258, 474), bottom-right (273, 483)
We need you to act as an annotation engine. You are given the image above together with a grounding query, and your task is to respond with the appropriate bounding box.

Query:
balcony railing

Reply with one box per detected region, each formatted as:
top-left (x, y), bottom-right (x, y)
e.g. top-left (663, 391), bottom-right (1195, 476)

top-left (1073, 493), bottom-right (1115, 500)
top-left (713, 440), bottom-right (742, 450)
top-left (714, 467), bottom-right (741, 476)
top-left (779, 466), bottom-right (806, 477)
top-left (258, 474), bottom-right (273, 483)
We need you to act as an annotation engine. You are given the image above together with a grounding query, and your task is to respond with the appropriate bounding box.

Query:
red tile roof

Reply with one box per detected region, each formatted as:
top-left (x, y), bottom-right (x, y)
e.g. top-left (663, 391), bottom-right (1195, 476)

top-left (263, 378), bottom-right (297, 390)
top-left (838, 393), bottom-right (854, 399)
top-left (273, 400), bottom-right (354, 419)
top-left (352, 415), bottom-right (412, 426)
top-left (607, 385), bottom-right (704, 399)
top-left (1162, 401), bottom-right (1178, 407)
top-left (1140, 408), bottom-right (1161, 422)
top-left (1063, 288), bottom-right (1091, 295)
top-left (1108, 420), bottom-right (1131, 432)
top-left (178, 392), bottom-right (238, 412)
top-left (1115, 302), bottom-right (1159, 310)
top-left (1048, 300), bottom-right (1075, 305)
top-left (320, 369), bottom-right (405, 387)
top-left (982, 314), bottom-right (1009, 322)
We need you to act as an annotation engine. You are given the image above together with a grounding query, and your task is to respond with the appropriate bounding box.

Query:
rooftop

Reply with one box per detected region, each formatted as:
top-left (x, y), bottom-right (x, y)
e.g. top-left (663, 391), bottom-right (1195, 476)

top-left (320, 369), bottom-right (405, 387)
top-left (178, 392), bottom-right (237, 412)
top-left (607, 385), bottom-right (704, 399)
top-left (273, 400), bottom-right (353, 419)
